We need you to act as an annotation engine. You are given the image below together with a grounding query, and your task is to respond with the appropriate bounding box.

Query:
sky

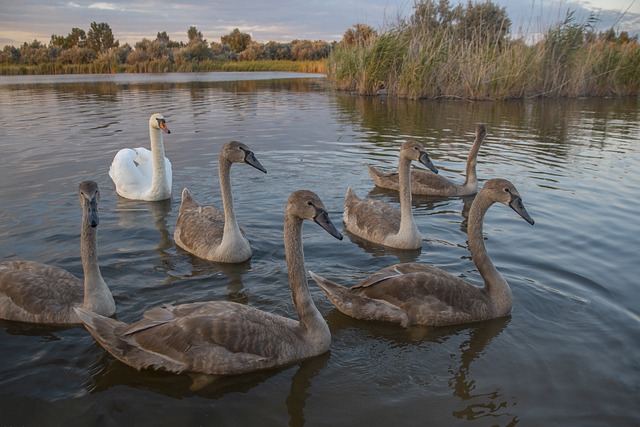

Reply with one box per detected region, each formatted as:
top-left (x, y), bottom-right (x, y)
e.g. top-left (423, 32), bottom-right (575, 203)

top-left (1, 0), bottom-right (639, 47)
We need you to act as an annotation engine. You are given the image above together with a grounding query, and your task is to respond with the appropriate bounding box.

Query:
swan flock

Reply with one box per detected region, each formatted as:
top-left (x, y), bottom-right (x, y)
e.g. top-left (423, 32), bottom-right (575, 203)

top-left (4, 116), bottom-right (536, 377)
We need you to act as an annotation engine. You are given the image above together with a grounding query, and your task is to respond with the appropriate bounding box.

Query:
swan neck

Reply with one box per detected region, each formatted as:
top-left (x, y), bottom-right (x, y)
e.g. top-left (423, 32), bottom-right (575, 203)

top-left (398, 155), bottom-right (418, 234)
top-left (467, 194), bottom-right (512, 304)
top-left (80, 214), bottom-right (111, 312)
top-left (218, 157), bottom-right (241, 237)
top-left (463, 135), bottom-right (481, 188)
top-left (149, 125), bottom-right (167, 191)
top-left (284, 214), bottom-right (324, 331)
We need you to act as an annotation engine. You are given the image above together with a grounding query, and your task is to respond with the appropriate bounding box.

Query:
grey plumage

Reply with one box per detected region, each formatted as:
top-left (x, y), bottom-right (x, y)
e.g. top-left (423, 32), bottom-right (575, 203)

top-left (0, 181), bottom-right (115, 324)
top-left (173, 141), bottom-right (267, 263)
top-left (368, 124), bottom-right (487, 196)
top-left (312, 178), bottom-right (534, 327)
top-left (344, 140), bottom-right (438, 250)
top-left (76, 190), bottom-right (343, 375)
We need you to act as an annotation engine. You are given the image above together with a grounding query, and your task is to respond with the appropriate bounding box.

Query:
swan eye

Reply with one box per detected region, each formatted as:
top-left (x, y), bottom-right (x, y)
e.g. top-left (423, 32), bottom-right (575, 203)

top-left (503, 187), bottom-right (511, 193)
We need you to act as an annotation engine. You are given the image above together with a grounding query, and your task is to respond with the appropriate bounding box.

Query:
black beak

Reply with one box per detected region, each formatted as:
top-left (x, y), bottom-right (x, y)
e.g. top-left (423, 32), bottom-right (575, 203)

top-left (89, 197), bottom-right (99, 228)
top-left (244, 150), bottom-right (267, 173)
top-left (509, 196), bottom-right (534, 225)
top-left (313, 208), bottom-right (343, 240)
top-left (419, 151), bottom-right (438, 174)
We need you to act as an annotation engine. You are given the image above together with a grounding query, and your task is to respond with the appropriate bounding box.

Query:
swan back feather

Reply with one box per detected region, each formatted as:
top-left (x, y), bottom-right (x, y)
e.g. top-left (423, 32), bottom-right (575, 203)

top-left (76, 190), bottom-right (343, 375)
top-left (369, 124), bottom-right (487, 196)
top-left (173, 141), bottom-right (267, 263)
top-left (0, 181), bottom-right (115, 324)
top-left (344, 140), bottom-right (437, 250)
top-left (313, 178), bottom-right (534, 327)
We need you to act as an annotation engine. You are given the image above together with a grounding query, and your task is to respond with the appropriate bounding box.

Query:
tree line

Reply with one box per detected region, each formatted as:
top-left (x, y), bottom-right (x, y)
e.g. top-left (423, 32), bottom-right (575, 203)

top-left (0, 22), bottom-right (335, 68)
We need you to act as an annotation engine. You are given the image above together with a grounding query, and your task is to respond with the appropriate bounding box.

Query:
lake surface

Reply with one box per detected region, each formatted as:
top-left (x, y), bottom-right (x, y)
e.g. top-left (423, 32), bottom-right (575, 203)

top-left (0, 72), bottom-right (638, 426)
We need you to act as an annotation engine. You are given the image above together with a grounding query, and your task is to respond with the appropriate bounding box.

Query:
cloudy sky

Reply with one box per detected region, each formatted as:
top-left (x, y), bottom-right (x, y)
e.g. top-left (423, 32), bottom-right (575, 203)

top-left (1, 0), bottom-right (639, 47)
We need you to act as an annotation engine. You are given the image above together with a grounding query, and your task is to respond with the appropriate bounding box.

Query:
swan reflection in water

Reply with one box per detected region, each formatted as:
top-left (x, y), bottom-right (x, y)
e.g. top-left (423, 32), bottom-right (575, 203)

top-left (325, 311), bottom-right (518, 425)
top-left (87, 349), bottom-right (330, 427)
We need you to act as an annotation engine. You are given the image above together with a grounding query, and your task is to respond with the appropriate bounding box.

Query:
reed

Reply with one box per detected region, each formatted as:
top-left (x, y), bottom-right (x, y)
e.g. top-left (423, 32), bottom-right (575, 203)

top-left (327, 10), bottom-right (640, 99)
top-left (0, 59), bottom-right (326, 76)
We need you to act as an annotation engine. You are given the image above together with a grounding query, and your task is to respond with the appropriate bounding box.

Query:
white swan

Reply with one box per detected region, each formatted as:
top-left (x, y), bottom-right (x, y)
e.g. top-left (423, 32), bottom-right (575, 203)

top-left (75, 190), bottom-right (343, 375)
top-left (343, 140), bottom-right (438, 250)
top-left (0, 181), bottom-right (115, 324)
top-left (311, 178), bottom-right (534, 327)
top-left (173, 141), bottom-right (267, 263)
top-left (368, 124), bottom-right (487, 196)
top-left (109, 113), bottom-right (172, 201)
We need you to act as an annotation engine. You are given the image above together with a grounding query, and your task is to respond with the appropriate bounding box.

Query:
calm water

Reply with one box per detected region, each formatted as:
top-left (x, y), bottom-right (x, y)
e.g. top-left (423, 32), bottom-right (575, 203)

top-left (0, 72), bottom-right (638, 426)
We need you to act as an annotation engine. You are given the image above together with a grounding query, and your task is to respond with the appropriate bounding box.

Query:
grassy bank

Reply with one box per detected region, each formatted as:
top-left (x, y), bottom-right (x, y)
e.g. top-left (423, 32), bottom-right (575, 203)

top-left (327, 11), bottom-right (640, 99)
top-left (0, 59), bottom-right (327, 76)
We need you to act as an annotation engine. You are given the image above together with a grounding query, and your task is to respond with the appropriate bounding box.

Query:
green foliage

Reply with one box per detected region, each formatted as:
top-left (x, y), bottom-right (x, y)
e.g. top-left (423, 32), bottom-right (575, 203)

top-left (0, 22), bottom-right (331, 74)
top-left (328, 1), bottom-right (640, 99)
top-left (342, 24), bottom-right (378, 47)
top-left (221, 28), bottom-right (252, 53)
top-left (86, 22), bottom-right (118, 54)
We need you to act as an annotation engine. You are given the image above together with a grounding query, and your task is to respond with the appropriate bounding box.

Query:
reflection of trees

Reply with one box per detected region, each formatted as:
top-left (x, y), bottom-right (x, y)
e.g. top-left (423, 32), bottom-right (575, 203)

top-left (335, 94), bottom-right (640, 167)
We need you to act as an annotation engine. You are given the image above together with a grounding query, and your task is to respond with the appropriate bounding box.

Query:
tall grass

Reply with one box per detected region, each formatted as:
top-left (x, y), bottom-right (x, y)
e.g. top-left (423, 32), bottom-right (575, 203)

top-left (327, 14), bottom-right (640, 99)
top-left (0, 59), bottom-right (326, 76)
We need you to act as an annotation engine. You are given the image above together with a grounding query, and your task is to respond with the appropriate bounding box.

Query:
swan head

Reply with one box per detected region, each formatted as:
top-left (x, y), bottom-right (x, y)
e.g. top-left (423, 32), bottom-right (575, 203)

top-left (401, 141), bottom-right (438, 174)
top-left (149, 113), bottom-right (170, 134)
top-left (222, 141), bottom-right (267, 173)
top-left (483, 178), bottom-right (535, 225)
top-left (287, 190), bottom-right (343, 241)
top-left (78, 180), bottom-right (100, 228)
top-left (475, 123), bottom-right (487, 141)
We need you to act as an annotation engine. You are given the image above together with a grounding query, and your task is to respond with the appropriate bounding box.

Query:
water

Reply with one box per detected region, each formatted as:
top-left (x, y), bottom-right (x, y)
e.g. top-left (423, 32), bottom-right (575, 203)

top-left (0, 72), bottom-right (638, 426)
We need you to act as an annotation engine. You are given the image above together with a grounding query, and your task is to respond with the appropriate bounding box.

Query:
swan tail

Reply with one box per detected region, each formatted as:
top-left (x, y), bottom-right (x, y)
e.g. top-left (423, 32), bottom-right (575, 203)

top-left (74, 307), bottom-right (187, 373)
top-left (180, 187), bottom-right (199, 210)
top-left (75, 307), bottom-right (131, 356)
top-left (344, 187), bottom-right (360, 209)
top-left (366, 164), bottom-right (399, 191)
top-left (308, 272), bottom-right (412, 328)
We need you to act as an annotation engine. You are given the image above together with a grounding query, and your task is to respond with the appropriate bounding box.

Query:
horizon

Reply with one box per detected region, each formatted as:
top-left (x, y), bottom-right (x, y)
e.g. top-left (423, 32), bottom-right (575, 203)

top-left (1, 0), bottom-right (639, 48)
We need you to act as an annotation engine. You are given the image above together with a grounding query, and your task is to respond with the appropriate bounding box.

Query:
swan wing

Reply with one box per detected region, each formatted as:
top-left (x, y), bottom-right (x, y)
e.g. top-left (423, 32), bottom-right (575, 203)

top-left (164, 157), bottom-right (172, 193)
top-left (175, 201), bottom-right (226, 250)
top-left (310, 271), bottom-right (412, 327)
top-left (344, 188), bottom-right (401, 241)
top-left (368, 165), bottom-right (462, 196)
top-left (77, 302), bottom-right (299, 374)
top-left (353, 263), bottom-right (492, 325)
top-left (0, 261), bottom-right (83, 322)
top-left (410, 170), bottom-right (461, 195)
top-left (109, 148), bottom-right (152, 198)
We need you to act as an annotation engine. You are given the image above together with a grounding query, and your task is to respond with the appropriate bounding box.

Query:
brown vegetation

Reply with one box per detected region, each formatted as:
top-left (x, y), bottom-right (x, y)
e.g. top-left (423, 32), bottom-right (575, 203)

top-left (327, 1), bottom-right (640, 99)
top-left (0, 24), bottom-right (331, 75)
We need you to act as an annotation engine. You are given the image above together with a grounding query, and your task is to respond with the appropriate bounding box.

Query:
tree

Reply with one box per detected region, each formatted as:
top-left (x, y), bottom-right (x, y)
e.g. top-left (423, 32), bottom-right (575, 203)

top-left (342, 24), bottom-right (377, 46)
top-left (221, 28), bottom-right (252, 53)
top-left (86, 22), bottom-right (118, 53)
top-left (0, 45), bottom-right (20, 64)
top-left (410, 0), bottom-right (455, 32)
top-left (187, 26), bottom-right (204, 44)
top-left (50, 27), bottom-right (86, 49)
top-left (67, 28), bottom-right (87, 48)
top-left (156, 31), bottom-right (169, 44)
top-left (184, 26), bottom-right (211, 61)
top-left (455, 0), bottom-right (511, 45)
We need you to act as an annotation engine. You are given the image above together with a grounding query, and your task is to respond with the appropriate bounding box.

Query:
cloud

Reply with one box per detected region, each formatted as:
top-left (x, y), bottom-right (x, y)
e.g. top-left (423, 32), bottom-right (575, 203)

top-left (88, 3), bottom-right (120, 10)
top-left (0, 0), bottom-right (638, 47)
